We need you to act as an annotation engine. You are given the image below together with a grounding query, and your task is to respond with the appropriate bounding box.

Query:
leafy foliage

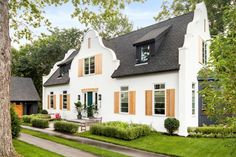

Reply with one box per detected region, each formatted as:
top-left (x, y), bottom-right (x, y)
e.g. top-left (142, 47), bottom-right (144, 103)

top-left (164, 118), bottom-right (180, 135)
top-left (41, 109), bottom-right (48, 114)
top-left (198, 5), bottom-right (236, 124)
top-left (90, 121), bottom-right (152, 140)
top-left (11, 107), bottom-right (21, 139)
top-left (11, 28), bottom-right (84, 97)
top-left (31, 118), bottom-right (49, 128)
top-left (54, 121), bottom-right (79, 134)
top-left (154, 0), bottom-right (232, 35)
top-left (188, 126), bottom-right (236, 138)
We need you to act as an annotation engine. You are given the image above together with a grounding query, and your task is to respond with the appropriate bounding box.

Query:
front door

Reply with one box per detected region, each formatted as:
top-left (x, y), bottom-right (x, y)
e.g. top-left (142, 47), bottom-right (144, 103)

top-left (87, 92), bottom-right (93, 117)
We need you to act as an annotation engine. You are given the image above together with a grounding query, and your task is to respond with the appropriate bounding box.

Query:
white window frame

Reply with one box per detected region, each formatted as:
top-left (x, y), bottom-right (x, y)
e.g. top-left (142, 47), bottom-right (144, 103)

top-left (62, 91), bottom-right (67, 110)
top-left (84, 56), bottom-right (95, 75)
top-left (192, 83), bottom-right (196, 115)
top-left (153, 83), bottom-right (166, 116)
top-left (120, 86), bottom-right (129, 114)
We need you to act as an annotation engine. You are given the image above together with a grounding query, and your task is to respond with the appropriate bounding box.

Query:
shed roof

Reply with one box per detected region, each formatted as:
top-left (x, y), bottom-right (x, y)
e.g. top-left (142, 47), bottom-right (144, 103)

top-left (10, 77), bottom-right (40, 101)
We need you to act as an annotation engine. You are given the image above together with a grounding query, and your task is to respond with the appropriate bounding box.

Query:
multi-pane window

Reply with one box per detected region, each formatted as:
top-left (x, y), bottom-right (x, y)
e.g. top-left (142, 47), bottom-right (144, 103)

top-left (140, 45), bottom-right (150, 63)
top-left (50, 92), bottom-right (54, 108)
top-left (192, 83), bottom-right (196, 115)
top-left (63, 91), bottom-right (67, 109)
top-left (154, 84), bottom-right (165, 115)
top-left (120, 86), bottom-right (129, 113)
top-left (202, 42), bottom-right (207, 65)
top-left (84, 56), bottom-right (95, 75)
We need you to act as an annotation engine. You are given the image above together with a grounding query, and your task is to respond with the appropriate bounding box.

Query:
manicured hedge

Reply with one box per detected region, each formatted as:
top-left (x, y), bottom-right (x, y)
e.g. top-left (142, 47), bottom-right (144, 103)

top-left (90, 121), bottom-right (152, 140)
top-left (22, 115), bottom-right (32, 123)
top-left (164, 118), bottom-right (180, 135)
top-left (54, 121), bottom-right (79, 134)
top-left (188, 126), bottom-right (236, 138)
top-left (31, 118), bottom-right (49, 128)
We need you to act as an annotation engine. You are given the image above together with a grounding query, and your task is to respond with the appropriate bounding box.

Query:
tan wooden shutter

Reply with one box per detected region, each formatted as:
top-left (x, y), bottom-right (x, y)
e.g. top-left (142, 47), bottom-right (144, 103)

top-left (78, 59), bottom-right (84, 77)
top-left (67, 94), bottom-right (70, 111)
top-left (114, 92), bottom-right (120, 113)
top-left (145, 90), bottom-right (153, 116)
top-left (129, 91), bottom-right (136, 115)
top-left (60, 94), bottom-right (62, 110)
top-left (95, 54), bottom-right (102, 74)
top-left (198, 37), bottom-right (203, 63)
top-left (166, 89), bottom-right (175, 117)
top-left (47, 95), bottom-right (50, 109)
top-left (53, 95), bottom-right (56, 109)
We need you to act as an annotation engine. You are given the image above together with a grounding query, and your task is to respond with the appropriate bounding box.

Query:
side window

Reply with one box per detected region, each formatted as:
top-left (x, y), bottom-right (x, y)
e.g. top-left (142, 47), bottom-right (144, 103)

top-left (154, 84), bottom-right (165, 115)
top-left (63, 91), bottom-right (67, 109)
top-left (120, 86), bottom-right (129, 113)
top-left (192, 83), bottom-right (196, 115)
top-left (202, 41), bottom-right (207, 65)
top-left (50, 92), bottom-right (54, 108)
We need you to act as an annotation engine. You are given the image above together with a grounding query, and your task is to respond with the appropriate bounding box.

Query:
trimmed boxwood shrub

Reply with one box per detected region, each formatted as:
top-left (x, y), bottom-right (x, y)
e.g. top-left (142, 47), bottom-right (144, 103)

top-left (90, 121), bottom-right (151, 140)
top-left (11, 107), bottom-right (21, 138)
top-left (31, 118), bottom-right (49, 128)
top-left (41, 109), bottom-right (48, 114)
top-left (54, 121), bottom-right (79, 134)
top-left (22, 115), bottom-right (32, 123)
top-left (164, 118), bottom-right (180, 135)
top-left (188, 126), bottom-right (236, 138)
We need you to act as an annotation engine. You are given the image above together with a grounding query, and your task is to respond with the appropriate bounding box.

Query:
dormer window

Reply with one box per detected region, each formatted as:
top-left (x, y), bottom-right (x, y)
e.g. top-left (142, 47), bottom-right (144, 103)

top-left (141, 45), bottom-right (150, 63)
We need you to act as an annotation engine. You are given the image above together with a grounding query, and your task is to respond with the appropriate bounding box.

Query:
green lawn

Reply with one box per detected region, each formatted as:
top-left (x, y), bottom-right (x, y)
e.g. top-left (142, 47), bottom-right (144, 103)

top-left (79, 131), bottom-right (236, 157)
top-left (13, 140), bottom-right (63, 157)
top-left (22, 129), bottom-right (128, 157)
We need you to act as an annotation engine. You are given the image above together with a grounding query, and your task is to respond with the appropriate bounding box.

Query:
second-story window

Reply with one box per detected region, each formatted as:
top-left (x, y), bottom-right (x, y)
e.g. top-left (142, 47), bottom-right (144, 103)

top-left (84, 56), bottom-right (95, 75)
top-left (140, 45), bottom-right (150, 63)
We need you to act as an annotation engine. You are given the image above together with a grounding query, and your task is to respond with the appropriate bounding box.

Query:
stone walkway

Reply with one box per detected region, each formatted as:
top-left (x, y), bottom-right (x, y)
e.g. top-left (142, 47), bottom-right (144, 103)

top-left (22, 125), bottom-right (168, 157)
top-left (19, 133), bottom-right (97, 157)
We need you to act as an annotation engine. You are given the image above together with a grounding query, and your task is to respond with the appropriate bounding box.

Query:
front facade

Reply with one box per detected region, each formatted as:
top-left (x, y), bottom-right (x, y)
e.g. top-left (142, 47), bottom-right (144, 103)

top-left (43, 2), bottom-right (210, 136)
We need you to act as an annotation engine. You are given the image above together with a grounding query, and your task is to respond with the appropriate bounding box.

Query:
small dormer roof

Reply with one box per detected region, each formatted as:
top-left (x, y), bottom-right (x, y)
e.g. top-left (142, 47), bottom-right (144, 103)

top-left (133, 25), bottom-right (171, 46)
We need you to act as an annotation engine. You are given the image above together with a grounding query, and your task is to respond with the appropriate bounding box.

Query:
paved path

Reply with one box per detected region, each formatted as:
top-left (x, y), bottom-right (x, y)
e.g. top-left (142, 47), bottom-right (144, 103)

top-left (19, 133), bottom-right (97, 157)
top-left (22, 125), bottom-right (168, 157)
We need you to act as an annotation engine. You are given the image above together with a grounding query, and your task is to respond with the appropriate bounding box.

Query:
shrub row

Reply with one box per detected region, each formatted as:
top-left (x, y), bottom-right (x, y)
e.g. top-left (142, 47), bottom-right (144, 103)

top-left (188, 126), bottom-right (236, 138)
top-left (90, 121), bottom-right (152, 140)
top-left (54, 121), bottom-right (79, 134)
top-left (22, 114), bottom-right (51, 124)
top-left (31, 118), bottom-right (49, 128)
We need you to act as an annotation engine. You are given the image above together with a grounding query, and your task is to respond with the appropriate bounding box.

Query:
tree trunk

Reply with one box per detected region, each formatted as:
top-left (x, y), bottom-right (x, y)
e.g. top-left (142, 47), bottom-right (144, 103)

top-left (0, 0), bottom-right (17, 156)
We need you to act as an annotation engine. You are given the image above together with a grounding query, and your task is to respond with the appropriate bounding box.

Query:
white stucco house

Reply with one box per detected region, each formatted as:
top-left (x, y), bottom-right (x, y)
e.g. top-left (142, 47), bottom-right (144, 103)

top-left (42, 2), bottom-right (210, 136)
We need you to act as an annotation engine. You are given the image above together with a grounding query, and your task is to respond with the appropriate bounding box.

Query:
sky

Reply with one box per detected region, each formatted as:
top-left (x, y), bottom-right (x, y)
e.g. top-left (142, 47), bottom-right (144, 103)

top-left (12, 0), bottom-right (163, 48)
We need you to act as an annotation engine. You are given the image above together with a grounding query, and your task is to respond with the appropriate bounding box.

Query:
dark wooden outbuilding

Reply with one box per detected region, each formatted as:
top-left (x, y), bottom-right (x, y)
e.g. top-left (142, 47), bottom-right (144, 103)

top-left (10, 77), bottom-right (40, 117)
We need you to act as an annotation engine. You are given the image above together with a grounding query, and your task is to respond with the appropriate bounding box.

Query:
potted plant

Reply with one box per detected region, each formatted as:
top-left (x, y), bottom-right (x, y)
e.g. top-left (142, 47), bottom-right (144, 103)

top-left (86, 104), bottom-right (99, 118)
top-left (74, 100), bottom-right (83, 119)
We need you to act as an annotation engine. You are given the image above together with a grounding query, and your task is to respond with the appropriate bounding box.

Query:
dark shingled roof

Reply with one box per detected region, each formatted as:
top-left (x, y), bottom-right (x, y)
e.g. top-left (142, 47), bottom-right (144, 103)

top-left (43, 51), bottom-right (78, 87)
top-left (133, 25), bottom-right (171, 45)
top-left (44, 12), bottom-right (194, 86)
top-left (10, 77), bottom-right (40, 101)
top-left (103, 12), bottom-right (194, 78)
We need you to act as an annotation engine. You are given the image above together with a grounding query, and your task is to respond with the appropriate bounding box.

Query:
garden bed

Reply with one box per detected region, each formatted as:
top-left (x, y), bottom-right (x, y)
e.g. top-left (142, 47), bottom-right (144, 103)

top-left (90, 121), bottom-right (151, 140)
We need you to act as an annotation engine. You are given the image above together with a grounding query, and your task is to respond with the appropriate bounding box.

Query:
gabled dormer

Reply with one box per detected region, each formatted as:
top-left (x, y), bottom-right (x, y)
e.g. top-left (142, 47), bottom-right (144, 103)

top-left (133, 25), bottom-right (171, 65)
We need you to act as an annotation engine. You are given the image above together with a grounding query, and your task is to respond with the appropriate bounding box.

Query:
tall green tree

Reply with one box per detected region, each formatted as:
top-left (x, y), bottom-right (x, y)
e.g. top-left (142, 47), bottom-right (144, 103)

top-left (12, 28), bottom-right (84, 98)
top-left (198, 4), bottom-right (236, 124)
top-left (0, 0), bottom-right (143, 156)
top-left (154, 0), bottom-right (232, 35)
